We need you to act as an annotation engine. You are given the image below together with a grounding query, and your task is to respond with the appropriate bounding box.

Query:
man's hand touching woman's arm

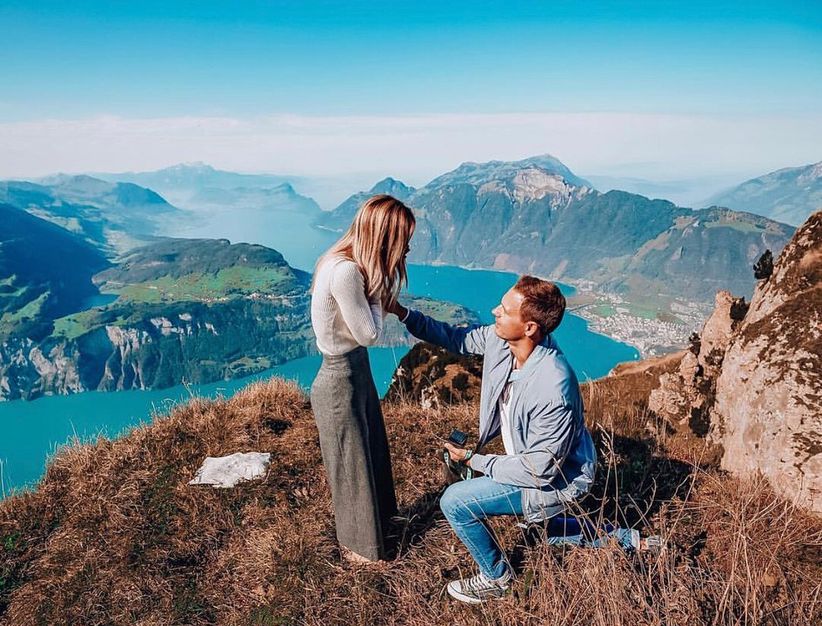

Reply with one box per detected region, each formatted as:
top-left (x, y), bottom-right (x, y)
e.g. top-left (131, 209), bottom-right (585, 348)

top-left (384, 298), bottom-right (408, 321)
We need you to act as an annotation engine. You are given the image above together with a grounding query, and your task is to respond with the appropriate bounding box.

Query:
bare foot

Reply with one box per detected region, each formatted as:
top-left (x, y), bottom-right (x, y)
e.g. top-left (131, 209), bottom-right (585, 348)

top-left (341, 548), bottom-right (386, 567)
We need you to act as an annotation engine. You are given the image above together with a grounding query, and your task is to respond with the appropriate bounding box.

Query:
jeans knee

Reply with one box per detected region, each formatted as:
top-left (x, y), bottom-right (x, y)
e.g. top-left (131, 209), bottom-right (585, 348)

top-left (439, 483), bottom-right (463, 520)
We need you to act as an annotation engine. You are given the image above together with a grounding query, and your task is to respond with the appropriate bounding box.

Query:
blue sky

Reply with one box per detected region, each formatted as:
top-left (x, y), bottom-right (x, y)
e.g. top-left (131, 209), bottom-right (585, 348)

top-left (1, 1), bottom-right (820, 184)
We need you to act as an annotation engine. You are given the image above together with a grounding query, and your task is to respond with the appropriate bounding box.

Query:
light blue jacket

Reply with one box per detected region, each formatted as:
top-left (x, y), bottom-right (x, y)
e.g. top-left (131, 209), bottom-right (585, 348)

top-left (403, 309), bottom-right (597, 522)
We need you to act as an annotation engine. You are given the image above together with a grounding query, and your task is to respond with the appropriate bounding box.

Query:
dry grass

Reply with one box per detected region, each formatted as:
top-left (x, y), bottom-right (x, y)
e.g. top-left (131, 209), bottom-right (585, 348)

top-left (1, 369), bottom-right (820, 625)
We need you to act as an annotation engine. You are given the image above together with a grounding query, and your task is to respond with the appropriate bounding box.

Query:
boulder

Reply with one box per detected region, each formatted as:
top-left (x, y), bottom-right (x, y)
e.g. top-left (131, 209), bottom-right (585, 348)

top-left (648, 290), bottom-right (746, 434)
top-left (714, 211), bottom-right (822, 512)
top-left (650, 211), bottom-right (821, 512)
top-left (385, 343), bottom-right (482, 407)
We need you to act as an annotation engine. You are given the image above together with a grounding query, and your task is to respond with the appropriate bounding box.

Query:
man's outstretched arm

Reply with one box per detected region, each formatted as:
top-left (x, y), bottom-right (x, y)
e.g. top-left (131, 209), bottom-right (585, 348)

top-left (388, 301), bottom-right (492, 357)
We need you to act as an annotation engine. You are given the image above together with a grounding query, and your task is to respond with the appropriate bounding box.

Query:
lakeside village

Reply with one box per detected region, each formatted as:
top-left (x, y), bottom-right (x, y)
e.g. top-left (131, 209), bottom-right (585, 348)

top-left (568, 285), bottom-right (713, 357)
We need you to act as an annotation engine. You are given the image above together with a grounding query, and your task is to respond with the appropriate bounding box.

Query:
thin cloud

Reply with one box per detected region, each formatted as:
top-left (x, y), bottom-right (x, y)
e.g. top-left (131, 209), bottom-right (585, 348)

top-left (1, 112), bottom-right (820, 182)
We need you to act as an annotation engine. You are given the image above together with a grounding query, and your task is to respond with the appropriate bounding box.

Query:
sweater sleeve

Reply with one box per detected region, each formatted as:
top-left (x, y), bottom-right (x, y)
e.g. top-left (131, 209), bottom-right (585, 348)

top-left (329, 261), bottom-right (382, 346)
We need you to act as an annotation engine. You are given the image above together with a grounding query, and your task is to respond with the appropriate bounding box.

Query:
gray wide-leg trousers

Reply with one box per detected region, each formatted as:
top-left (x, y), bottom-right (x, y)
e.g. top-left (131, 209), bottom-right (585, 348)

top-left (310, 346), bottom-right (397, 560)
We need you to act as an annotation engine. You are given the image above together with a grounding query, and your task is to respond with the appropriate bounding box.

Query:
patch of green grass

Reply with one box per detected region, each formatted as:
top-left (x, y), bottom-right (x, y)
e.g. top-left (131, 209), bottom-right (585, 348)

top-left (407, 296), bottom-right (476, 324)
top-left (228, 356), bottom-right (272, 370)
top-left (0, 290), bottom-right (49, 327)
top-left (704, 220), bottom-right (764, 234)
top-left (2, 532), bottom-right (20, 552)
top-left (625, 304), bottom-right (661, 320)
top-left (115, 267), bottom-right (298, 303)
top-left (590, 304), bottom-right (617, 317)
top-left (53, 309), bottom-right (105, 339)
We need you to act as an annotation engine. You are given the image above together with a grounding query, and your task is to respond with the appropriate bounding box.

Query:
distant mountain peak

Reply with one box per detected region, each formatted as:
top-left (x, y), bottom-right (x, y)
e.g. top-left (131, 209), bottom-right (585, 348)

top-left (39, 173), bottom-right (109, 187)
top-left (167, 162), bottom-right (217, 172)
top-left (707, 160), bottom-right (822, 226)
top-left (271, 181), bottom-right (296, 194)
top-left (509, 168), bottom-right (592, 204)
top-left (368, 177), bottom-right (414, 198)
top-left (429, 154), bottom-right (593, 190)
top-left (799, 161), bottom-right (822, 182)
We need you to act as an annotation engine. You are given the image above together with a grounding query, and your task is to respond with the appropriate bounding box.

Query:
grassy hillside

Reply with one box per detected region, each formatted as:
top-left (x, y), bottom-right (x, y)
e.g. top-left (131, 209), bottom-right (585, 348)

top-left (0, 204), bottom-right (110, 340)
top-left (1, 361), bottom-right (819, 624)
top-left (51, 238), bottom-right (311, 340)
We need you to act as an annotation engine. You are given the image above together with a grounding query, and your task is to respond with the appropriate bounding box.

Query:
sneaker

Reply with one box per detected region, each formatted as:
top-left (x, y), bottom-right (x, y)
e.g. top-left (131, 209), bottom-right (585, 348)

top-left (640, 535), bottom-right (665, 555)
top-left (446, 569), bottom-right (512, 604)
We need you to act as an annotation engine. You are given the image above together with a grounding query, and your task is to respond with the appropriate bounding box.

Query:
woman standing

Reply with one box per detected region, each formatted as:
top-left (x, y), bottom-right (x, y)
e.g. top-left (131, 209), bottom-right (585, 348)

top-left (310, 194), bottom-right (415, 562)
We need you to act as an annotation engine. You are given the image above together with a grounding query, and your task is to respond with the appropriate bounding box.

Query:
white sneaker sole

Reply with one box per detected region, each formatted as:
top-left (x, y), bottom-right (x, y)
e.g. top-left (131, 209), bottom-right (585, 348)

top-left (446, 581), bottom-right (484, 604)
top-left (446, 580), bottom-right (509, 604)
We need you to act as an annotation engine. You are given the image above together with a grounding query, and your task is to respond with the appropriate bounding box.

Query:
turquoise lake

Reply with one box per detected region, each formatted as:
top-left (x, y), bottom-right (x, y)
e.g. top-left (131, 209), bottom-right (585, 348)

top-left (0, 264), bottom-right (639, 496)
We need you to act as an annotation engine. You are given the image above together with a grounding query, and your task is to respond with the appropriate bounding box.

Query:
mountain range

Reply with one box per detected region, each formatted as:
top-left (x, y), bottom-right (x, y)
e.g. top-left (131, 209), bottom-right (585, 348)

top-left (323, 155), bottom-right (794, 306)
top-left (0, 175), bottom-right (179, 255)
top-left (93, 162), bottom-right (372, 210)
top-left (706, 161), bottom-right (822, 226)
top-left (92, 162), bottom-right (299, 207)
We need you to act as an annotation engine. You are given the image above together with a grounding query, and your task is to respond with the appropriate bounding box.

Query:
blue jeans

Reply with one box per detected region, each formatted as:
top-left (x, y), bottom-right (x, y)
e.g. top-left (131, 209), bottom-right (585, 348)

top-left (440, 478), bottom-right (641, 580)
top-left (543, 516), bottom-right (639, 551)
top-left (439, 477), bottom-right (522, 580)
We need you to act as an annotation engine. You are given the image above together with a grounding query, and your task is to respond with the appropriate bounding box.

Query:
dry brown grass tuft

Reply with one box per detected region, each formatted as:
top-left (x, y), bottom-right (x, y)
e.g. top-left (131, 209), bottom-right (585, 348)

top-left (1, 370), bottom-right (820, 625)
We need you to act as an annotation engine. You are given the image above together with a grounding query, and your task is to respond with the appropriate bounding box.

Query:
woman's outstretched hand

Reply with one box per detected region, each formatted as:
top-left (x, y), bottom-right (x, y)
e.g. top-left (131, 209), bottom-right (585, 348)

top-left (384, 299), bottom-right (408, 320)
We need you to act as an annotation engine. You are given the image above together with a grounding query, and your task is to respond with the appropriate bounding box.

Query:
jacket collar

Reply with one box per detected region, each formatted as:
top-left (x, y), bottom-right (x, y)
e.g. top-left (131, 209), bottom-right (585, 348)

top-left (515, 334), bottom-right (559, 378)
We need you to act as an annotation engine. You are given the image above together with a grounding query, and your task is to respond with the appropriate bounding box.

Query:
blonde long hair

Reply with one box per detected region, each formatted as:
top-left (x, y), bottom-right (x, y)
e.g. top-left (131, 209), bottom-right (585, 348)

top-left (316, 194), bottom-right (415, 309)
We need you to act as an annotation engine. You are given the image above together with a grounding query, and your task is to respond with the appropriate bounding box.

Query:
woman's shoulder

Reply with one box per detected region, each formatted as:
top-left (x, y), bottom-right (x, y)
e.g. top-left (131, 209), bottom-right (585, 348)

top-left (319, 255), bottom-right (362, 284)
top-left (317, 254), bottom-right (359, 272)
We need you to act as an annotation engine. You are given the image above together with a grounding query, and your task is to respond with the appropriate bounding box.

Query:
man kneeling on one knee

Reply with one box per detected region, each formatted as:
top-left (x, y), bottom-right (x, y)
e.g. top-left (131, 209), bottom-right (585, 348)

top-left (387, 275), bottom-right (596, 604)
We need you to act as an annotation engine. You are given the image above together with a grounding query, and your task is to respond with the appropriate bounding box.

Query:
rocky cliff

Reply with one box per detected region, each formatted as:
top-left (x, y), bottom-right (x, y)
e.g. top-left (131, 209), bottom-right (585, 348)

top-left (649, 211), bottom-right (822, 512)
top-left (0, 291), bottom-right (315, 401)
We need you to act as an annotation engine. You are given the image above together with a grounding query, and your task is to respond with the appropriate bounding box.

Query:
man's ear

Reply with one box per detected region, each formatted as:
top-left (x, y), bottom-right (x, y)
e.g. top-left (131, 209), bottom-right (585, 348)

top-left (524, 321), bottom-right (539, 338)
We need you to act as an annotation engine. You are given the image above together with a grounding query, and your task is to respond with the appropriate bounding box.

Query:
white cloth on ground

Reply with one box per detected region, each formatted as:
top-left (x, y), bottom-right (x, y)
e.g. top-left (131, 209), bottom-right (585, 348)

top-left (189, 452), bottom-right (271, 488)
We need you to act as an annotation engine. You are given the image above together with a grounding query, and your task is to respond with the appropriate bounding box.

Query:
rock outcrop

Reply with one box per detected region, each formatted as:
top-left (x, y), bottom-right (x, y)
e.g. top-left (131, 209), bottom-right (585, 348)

top-left (648, 290), bottom-right (748, 436)
top-left (385, 343), bottom-right (482, 407)
top-left (650, 211), bottom-right (822, 512)
top-left (713, 211), bottom-right (822, 512)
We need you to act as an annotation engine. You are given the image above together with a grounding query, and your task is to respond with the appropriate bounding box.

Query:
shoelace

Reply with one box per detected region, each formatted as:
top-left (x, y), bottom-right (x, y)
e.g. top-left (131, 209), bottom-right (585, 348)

top-left (464, 573), bottom-right (497, 594)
